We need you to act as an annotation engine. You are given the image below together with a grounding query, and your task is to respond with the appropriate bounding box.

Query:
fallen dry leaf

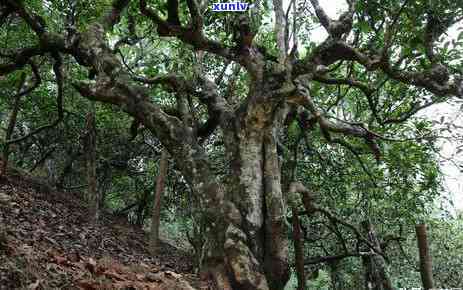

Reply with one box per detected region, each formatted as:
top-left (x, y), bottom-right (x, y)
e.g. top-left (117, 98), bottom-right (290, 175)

top-left (85, 257), bottom-right (97, 273)
top-left (27, 279), bottom-right (41, 290)
top-left (77, 280), bottom-right (99, 290)
top-left (104, 269), bottom-right (126, 281)
top-left (165, 270), bottom-right (182, 279)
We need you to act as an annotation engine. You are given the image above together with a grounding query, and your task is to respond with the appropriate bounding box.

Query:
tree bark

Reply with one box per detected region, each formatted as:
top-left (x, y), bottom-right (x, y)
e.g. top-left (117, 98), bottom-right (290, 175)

top-left (1, 73), bottom-right (25, 176)
top-left (361, 221), bottom-right (393, 290)
top-left (135, 189), bottom-right (150, 227)
top-left (292, 207), bottom-right (306, 290)
top-left (149, 149), bottom-right (168, 254)
top-left (415, 224), bottom-right (434, 290)
top-left (199, 99), bottom-right (290, 290)
top-left (56, 148), bottom-right (81, 189)
top-left (84, 103), bottom-right (98, 223)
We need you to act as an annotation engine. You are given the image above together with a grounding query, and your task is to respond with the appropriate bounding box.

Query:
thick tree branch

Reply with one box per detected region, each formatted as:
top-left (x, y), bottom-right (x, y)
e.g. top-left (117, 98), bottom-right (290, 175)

top-left (0, 46), bottom-right (43, 75)
top-left (186, 0), bottom-right (202, 29)
top-left (1, 0), bottom-right (46, 35)
top-left (134, 71), bottom-right (231, 139)
top-left (290, 79), bottom-right (381, 142)
top-left (297, 39), bottom-right (463, 98)
top-left (1, 61), bottom-right (42, 99)
top-left (139, 0), bottom-right (234, 61)
top-left (273, 0), bottom-right (287, 61)
top-left (308, 0), bottom-right (330, 32)
top-left (313, 74), bottom-right (375, 96)
top-left (305, 251), bottom-right (374, 265)
top-left (4, 56), bottom-right (64, 145)
top-left (309, 0), bottom-right (354, 39)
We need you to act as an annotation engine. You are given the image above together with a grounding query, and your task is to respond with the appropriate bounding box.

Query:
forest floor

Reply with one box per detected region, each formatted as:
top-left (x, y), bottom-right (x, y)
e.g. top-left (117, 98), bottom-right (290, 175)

top-left (0, 169), bottom-right (210, 290)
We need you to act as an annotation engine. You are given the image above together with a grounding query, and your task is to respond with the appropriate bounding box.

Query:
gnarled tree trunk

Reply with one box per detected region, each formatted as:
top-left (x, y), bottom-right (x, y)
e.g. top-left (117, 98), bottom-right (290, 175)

top-left (200, 145), bottom-right (289, 290)
top-left (63, 4), bottom-right (294, 289)
top-left (198, 83), bottom-right (291, 289)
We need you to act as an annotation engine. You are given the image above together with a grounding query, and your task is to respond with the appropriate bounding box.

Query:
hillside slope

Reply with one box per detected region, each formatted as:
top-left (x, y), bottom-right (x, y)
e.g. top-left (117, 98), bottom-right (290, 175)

top-left (0, 171), bottom-right (209, 290)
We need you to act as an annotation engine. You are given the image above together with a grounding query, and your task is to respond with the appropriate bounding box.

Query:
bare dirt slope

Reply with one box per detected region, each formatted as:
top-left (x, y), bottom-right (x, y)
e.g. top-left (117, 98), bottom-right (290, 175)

top-left (0, 171), bottom-right (209, 290)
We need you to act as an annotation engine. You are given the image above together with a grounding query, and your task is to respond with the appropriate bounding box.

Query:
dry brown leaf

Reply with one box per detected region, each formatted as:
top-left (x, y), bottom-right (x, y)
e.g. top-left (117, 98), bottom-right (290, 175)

top-left (68, 251), bottom-right (82, 262)
top-left (164, 271), bottom-right (182, 279)
top-left (104, 269), bottom-right (126, 281)
top-left (77, 280), bottom-right (99, 290)
top-left (27, 279), bottom-right (41, 290)
top-left (55, 255), bottom-right (68, 265)
top-left (85, 257), bottom-right (97, 273)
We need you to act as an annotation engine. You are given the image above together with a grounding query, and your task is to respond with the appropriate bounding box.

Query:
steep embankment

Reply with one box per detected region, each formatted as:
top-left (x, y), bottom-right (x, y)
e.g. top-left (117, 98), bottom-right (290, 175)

top-left (0, 171), bottom-right (208, 289)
